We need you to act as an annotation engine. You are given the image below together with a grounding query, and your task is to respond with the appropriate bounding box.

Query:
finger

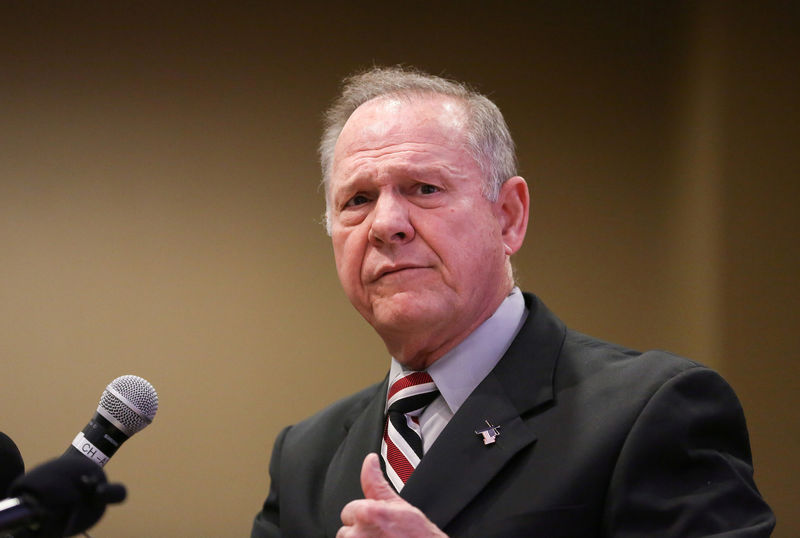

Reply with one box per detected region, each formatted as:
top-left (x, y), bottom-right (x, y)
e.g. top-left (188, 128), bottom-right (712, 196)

top-left (340, 499), bottom-right (360, 526)
top-left (361, 452), bottom-right (398, 501)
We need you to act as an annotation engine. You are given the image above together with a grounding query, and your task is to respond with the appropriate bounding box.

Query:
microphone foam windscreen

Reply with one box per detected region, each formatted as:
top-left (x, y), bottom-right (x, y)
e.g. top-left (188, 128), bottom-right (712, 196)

top-left (0, 431), bottom-right (24, 496)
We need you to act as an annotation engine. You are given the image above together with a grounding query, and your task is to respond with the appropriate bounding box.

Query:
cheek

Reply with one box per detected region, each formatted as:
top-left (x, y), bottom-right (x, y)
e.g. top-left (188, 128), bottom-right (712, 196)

top-left (436, 216), bottom-right (503, 276)
top-left (332, 231), bottom-right (365, 287)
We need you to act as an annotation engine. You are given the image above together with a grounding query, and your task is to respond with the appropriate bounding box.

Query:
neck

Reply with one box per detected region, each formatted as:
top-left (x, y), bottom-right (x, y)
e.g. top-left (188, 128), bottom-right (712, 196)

top-left (382, 283), bottom-right (514, 370)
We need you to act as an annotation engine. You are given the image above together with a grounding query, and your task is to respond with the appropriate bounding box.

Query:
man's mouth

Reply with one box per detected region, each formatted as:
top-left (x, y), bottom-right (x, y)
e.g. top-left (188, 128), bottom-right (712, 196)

top-left (374, 265), bottom-right (426, 281)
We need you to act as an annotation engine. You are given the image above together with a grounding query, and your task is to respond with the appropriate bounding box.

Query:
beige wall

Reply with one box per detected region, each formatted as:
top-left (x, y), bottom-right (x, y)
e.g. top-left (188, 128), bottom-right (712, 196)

top-left (1, 3), bottom-right (796, 536)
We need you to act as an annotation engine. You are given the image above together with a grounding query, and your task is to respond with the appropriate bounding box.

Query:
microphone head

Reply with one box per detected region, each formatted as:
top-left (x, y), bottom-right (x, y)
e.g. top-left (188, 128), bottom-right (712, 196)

top-left (97, 375), bottom-right (159, 437)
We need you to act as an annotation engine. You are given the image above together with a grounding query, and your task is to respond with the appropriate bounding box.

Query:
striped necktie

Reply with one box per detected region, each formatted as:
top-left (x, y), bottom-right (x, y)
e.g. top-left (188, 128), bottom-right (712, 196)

top-left (381, 371), bottom-right (440, 492)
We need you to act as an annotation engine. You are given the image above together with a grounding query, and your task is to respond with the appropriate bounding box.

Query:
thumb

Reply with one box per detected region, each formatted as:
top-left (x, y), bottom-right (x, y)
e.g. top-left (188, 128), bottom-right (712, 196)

top-left (361, 453), bottom-right (399, 501)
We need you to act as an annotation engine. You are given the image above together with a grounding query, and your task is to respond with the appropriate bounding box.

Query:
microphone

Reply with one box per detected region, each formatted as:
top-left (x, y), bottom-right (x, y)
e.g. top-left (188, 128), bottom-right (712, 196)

top-left (1, 456), bottom-right (126, 537)
top-left (0, 433), bottom-right (24, 496)
top-left (64, 375), bottom-right (158, 466)
top-left (0, 375), bottom-right (158, 536)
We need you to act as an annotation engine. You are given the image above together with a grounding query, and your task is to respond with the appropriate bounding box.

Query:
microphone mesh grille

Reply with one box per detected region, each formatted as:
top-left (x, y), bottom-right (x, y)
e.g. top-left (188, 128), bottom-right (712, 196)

top-left (99, 375), bottom-right (159, 435)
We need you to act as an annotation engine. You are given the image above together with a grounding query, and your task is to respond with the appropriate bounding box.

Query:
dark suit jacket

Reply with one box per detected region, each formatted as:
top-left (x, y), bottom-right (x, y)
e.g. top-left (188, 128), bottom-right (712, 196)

top-left (252, 293), bottom-right (775, 537)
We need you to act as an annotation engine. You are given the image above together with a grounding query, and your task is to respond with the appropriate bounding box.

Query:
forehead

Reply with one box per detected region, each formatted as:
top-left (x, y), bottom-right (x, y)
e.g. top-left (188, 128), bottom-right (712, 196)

top-left (332, 95), bottom-right (471, 176)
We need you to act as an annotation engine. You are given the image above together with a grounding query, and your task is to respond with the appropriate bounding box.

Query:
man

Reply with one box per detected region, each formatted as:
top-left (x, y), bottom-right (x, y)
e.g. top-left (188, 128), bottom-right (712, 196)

top-left (252, 66), bottom-right (774, 537)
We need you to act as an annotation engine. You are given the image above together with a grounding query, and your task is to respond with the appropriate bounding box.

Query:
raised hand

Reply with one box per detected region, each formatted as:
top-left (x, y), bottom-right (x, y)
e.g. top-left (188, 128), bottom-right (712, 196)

top-left (337, 453), bottom-right (448, 538)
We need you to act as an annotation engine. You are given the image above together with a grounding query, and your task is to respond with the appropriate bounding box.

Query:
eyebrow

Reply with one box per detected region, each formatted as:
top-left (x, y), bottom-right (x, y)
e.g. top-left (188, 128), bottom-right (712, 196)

top-left (337, 162), bottom-right (460, 191)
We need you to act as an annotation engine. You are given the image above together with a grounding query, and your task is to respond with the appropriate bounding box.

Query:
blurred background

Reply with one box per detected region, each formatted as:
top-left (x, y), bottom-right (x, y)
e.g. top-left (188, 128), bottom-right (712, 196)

top-left (1, 2), bottom-right (797, 536)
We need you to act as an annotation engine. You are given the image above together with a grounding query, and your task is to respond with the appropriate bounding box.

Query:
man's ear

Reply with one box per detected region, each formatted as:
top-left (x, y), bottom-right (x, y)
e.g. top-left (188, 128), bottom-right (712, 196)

top-left (496, 176), bottom-right (530, 255)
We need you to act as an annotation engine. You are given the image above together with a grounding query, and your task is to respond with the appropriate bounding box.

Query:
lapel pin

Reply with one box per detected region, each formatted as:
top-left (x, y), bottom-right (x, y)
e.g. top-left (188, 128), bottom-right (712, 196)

top-left (475, 420), bottom-right (501, 445)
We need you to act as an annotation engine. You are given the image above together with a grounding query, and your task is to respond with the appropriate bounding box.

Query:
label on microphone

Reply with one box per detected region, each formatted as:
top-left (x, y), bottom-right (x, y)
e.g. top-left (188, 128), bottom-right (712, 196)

top-left (71, 432), bottom-right (110, 466)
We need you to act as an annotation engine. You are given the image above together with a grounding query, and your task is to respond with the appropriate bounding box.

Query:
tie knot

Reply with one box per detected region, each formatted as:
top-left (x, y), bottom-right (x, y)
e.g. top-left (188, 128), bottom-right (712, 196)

top-left (387, 371), bottom-right (439, 414)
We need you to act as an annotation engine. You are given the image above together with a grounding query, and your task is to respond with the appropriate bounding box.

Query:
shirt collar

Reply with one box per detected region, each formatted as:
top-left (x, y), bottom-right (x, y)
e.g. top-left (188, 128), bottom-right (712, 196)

top-left (388, 287), bottom-right (527, 415)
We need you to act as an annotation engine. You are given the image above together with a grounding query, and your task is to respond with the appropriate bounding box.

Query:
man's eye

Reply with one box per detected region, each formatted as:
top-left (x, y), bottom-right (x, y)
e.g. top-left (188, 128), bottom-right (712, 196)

top-left (419, 184), bottom-right (440, 195)
top-left (345, 194), bottom-right (370, 207)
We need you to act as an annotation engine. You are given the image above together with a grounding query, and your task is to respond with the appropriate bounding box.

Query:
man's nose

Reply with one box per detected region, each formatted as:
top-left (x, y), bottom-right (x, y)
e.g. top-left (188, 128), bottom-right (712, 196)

top-left (368, 192), bottom-right (414, 245)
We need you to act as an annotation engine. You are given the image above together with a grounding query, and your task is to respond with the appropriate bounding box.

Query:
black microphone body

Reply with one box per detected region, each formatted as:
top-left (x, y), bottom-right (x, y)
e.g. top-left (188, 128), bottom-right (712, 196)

top-left (64, 413), bottom-right (129, 467)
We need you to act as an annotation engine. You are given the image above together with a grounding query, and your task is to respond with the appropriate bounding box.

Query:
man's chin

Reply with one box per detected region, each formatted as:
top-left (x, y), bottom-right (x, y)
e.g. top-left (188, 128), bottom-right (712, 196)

top-left (367, 293), bottom-right (444, 332)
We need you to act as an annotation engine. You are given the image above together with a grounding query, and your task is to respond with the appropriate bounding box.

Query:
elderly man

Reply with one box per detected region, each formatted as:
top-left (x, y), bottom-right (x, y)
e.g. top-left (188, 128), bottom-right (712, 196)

top-left (251, 67), bottom-right (774, 537)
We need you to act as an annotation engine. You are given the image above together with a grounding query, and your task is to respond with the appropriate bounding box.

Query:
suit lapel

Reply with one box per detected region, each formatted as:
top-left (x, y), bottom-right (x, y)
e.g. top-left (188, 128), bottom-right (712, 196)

top-left (401, 293), bottom-right (565, 530)
top-left (400, 373), bottom-right (538, 529)
top-left (321, 377), bottom-right (388, 536)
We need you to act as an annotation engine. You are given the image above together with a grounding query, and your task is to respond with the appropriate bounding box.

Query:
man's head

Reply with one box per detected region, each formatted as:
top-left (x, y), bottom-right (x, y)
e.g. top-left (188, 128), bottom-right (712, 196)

top-left (321, 67), bottom-right (518, 230)
top-left (322, 66), bottom-right (529, 369)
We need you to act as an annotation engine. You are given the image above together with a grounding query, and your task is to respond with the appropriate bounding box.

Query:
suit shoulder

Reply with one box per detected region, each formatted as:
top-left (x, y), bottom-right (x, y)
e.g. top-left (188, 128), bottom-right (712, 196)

top-left (521, 292), bottom-right (707, 382)
top-left (560, 329), bottom-right (713, 392)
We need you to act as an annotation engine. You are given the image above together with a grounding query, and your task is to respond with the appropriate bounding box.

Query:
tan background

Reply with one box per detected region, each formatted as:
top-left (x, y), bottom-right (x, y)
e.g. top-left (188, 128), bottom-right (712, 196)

top-left (1, 2), bottom-right (797, 536)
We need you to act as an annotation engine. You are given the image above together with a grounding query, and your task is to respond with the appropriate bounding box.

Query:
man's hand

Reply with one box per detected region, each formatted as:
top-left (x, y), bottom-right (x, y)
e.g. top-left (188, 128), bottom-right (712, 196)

top-left (337, 453), bottom-right (448, 537)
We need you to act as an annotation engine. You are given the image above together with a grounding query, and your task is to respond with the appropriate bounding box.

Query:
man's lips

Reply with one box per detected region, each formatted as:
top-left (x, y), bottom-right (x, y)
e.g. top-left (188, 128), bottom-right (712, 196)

top-left (372, 265), bottom-right (429, 281)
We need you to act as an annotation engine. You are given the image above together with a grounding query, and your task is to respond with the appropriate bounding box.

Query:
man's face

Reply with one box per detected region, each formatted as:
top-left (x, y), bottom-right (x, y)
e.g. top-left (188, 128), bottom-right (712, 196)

top-left (328, 95), bottom-right (513, 369)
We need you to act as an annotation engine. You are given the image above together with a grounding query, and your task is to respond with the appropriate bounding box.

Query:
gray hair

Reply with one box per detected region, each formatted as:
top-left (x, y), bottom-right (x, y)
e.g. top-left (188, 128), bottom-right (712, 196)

top-left (320, 66), bottom-right (518, 232)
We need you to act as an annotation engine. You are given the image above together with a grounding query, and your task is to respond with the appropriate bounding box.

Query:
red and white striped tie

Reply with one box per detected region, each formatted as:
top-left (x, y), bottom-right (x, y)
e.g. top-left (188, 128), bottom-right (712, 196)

top-left (381, 371), bottom-right (439, 492)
